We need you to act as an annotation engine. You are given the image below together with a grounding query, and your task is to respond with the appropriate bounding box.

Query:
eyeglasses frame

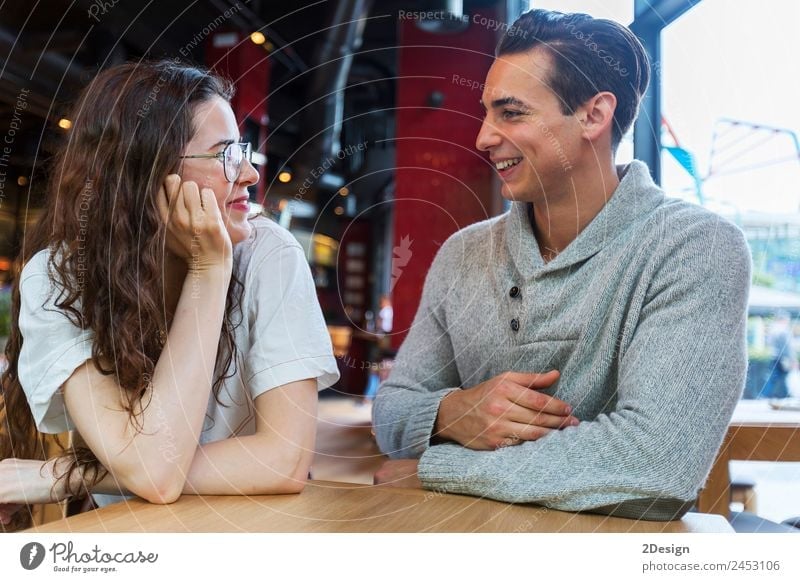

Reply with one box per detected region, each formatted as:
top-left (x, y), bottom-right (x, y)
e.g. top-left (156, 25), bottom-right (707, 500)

top-left (180, 142), bottom-right (253, 183)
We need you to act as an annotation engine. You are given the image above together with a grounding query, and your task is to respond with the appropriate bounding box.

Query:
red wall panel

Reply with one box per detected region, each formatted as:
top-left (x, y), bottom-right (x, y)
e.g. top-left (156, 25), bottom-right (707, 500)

top-left (205, 32), bottom-right (270, 201)
top-left (391, 9), bottom-right (500, 348)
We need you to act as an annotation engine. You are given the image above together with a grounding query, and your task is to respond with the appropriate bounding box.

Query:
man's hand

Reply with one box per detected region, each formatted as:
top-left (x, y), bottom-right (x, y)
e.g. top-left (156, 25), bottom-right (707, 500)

top-left (373, 460), bottom-right (422, 489)
top-left (434, 370), bottom-right (578, 450)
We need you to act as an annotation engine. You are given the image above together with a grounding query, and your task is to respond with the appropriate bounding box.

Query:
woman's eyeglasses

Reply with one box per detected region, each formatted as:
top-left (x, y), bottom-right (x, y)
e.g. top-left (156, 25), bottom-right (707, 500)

top-left (181, 142), bottom-right (253, 183)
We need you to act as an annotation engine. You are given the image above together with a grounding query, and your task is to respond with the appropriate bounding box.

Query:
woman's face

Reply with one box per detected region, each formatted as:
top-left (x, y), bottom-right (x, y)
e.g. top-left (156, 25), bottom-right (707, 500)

top-left (179, 96), bottom-right (260, 245)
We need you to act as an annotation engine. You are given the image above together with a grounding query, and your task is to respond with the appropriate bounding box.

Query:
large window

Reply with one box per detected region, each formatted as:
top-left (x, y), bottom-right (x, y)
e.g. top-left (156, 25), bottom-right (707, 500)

top-left (662, 0), bottom-right (800, 398)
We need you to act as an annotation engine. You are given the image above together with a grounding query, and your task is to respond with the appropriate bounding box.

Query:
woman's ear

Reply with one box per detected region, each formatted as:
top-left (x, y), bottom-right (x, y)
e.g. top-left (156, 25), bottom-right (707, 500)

top-left (576, 92), bottom-right (617, 142)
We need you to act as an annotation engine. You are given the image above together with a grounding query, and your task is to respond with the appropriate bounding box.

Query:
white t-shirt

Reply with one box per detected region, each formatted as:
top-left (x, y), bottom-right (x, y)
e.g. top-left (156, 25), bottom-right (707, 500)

top-left (17, 216), bottom-right (340, 442)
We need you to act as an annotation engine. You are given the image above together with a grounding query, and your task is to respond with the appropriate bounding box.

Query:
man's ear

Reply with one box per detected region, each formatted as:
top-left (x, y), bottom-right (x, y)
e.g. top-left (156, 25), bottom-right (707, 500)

top-left (576, 92), bottom-right (617, 142)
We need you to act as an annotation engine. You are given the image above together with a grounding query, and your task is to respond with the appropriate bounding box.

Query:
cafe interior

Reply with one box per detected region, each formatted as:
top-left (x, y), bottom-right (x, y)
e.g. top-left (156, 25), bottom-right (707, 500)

top-left (0, 0), bottom-right (798, 535)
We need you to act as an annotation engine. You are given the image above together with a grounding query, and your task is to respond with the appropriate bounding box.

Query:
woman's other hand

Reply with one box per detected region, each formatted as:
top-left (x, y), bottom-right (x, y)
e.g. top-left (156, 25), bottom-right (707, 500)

top-left (0, 502), bottom-right (23, 525)
top-left (0, 458), bottom-right (67, 511)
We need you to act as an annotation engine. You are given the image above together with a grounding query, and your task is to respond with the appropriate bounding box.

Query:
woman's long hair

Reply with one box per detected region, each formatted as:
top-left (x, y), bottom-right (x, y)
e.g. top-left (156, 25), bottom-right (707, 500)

top-left (0, 61), bottom-right (243, 530)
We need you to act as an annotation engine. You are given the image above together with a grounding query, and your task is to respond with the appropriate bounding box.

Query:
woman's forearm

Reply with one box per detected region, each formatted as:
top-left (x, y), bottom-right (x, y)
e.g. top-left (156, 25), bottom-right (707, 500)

top-left (181, 433), bottom-right (314, 496)
top-left (125, 266), bottom-right (231, 497)
top-left (63, 379), bottom-right (316, 505)
top-left (64, 265), bottom-right (231, 503)
top-left (179, 380), bottom-right (318, 496)
top-left (64, 433), bottom-right (311, 500)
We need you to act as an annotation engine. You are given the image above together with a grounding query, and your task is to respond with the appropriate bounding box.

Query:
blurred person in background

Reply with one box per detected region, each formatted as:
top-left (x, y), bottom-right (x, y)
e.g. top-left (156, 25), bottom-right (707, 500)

top-left (763, 312), bottom-right (796, 398)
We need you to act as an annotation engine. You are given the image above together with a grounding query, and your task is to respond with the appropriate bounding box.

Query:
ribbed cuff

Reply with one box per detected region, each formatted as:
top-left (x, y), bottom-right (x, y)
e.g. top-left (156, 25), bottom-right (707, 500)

top-left (402, 388), bottom-right (460, 458)
top-left (418, 443), bottom-right (483, 493)
top-left (587, 498), bottom-right (694, 522)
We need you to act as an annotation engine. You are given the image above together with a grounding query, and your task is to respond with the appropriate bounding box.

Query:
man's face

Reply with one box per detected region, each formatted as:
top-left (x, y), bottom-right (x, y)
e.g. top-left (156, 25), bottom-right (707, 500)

top-left (476, 48), bottom-right (582, 204)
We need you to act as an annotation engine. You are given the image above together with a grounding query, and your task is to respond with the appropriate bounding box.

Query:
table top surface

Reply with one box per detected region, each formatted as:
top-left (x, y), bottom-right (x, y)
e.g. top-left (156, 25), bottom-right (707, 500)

top-left (30, 481), bottom-right (733, 533)
top-left (732, 399), bottom-right (800, 426)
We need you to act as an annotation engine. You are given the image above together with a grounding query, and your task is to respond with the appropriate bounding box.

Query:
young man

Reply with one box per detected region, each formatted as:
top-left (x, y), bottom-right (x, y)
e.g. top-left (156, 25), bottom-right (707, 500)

top-left (372, 9), bottom-right (750, 520)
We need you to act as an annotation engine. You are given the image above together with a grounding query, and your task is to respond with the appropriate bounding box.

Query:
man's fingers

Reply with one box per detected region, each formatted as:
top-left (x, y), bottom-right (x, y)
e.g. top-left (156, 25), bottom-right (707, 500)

top-left (504, 382), bottom-right (572, 416)
top-left (373, 460), bottom-right (420, 488)
top-left (492, 424), bottom-right (554, 449)
top-left (505, 403), bottom-right (579, 428)
top-left (511, 423), bottom-right (554, 442)
top-left (503, 370), bottom-right (560, 388)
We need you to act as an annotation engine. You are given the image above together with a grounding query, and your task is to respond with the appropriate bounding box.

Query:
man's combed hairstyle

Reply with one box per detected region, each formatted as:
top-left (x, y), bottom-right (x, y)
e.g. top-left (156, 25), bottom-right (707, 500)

top-left (497, 9), bottom-right (650, 148)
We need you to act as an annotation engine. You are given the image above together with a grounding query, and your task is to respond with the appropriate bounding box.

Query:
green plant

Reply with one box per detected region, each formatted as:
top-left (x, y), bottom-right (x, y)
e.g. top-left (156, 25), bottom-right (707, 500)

top-left (752, 271), bottom-right (776, 288)
top-left (747, 346), bottom-right (772, 362)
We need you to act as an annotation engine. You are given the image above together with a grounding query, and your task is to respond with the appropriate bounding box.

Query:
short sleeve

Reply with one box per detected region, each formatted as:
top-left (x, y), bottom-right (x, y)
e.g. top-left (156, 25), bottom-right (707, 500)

top-left (242, 242), bottom-right (339, 397)
top-left (17, 251), bottom-right (94, 434)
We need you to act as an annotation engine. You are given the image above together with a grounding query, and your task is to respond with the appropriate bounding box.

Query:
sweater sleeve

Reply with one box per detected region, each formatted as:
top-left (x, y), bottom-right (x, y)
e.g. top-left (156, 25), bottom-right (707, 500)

top-left (373, 241), bottom-right (463, 459)
top-left (418, 217), bottom-right (751, 520)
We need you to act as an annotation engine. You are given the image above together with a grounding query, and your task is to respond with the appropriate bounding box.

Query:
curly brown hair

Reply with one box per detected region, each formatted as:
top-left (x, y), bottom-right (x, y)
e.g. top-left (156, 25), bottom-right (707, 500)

top-left (0, 61), bottom-right (244, 531)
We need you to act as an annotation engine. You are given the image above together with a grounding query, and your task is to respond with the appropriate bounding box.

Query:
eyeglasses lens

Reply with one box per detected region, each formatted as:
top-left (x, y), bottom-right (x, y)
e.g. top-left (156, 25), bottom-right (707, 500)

top-left (223, 144), bottom-right (241, 182)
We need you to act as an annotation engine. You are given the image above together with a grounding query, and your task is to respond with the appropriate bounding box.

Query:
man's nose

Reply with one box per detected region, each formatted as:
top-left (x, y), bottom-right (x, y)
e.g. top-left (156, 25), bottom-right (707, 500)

top-left (476, 116), bottom-right (502, 152)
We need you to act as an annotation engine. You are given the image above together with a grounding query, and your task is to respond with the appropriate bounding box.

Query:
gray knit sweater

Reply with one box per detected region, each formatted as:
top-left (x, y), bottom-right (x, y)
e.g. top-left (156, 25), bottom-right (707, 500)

top-left (373, 161), bottom-right (751, 521)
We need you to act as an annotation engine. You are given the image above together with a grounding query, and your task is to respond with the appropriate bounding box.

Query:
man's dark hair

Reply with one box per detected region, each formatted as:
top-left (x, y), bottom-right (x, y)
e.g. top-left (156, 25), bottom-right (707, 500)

top-left (497, 9), bottom-right (650, 148)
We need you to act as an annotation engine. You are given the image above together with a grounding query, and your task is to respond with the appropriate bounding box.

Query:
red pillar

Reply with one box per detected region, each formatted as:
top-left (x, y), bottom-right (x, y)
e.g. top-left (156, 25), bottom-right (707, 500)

top-left (391, 10), bottom-right (501, 348)
top-left (205, 32), bottom-right (270, 202)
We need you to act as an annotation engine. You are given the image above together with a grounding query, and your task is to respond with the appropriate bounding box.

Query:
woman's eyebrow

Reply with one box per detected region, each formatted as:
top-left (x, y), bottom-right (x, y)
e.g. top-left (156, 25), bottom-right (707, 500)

top-left (208, 138), bottom-right (236, 150)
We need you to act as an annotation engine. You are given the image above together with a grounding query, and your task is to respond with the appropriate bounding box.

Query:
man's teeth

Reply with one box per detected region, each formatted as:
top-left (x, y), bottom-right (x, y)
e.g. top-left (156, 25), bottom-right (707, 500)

top-left (496, 158), bottom-right (522, 170)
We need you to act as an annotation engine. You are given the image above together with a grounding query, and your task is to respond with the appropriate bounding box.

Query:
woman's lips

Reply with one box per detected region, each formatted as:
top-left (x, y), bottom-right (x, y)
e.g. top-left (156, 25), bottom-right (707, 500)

top-left (228, 197), bottom-right (250, 212)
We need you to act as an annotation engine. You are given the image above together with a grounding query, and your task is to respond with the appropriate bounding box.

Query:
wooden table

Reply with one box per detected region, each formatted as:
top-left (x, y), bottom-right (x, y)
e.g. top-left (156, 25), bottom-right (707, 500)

top-left (698, 399), bottom-right (800, 517)
top-left (29, 480), bottom-right (731, 533)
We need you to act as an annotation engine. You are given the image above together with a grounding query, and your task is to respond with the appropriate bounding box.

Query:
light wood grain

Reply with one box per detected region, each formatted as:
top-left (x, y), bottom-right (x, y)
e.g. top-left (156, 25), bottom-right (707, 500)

top-left (29, 480), bottom-right (732, 533)
top-left (697, 400), bottom-right (800, 517)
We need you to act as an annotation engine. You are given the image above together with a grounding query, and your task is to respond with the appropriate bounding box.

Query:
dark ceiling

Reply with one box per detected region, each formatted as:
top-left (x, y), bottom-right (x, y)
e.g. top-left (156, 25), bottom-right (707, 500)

top-left (0, 1), bottom-right (430, 195)
top-left (0, 0), bottom-right (503, 247)
top-left (1, 1), bottom-right (358, 157)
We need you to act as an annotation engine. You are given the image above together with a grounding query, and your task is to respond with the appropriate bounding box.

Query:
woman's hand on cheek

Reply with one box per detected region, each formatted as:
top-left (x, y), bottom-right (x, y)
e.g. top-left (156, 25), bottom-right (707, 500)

top-left (158, 174), bottom-right (232, 275)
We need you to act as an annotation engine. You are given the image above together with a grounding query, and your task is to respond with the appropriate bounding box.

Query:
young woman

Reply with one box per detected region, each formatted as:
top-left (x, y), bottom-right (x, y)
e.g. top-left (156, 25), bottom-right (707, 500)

top-left (0, 61), bottom-right (339, 530)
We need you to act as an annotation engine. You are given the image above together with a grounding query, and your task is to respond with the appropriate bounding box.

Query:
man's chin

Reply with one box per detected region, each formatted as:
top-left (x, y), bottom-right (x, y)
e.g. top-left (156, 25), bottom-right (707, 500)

top-left (499, 184), bottom-right (534, 204)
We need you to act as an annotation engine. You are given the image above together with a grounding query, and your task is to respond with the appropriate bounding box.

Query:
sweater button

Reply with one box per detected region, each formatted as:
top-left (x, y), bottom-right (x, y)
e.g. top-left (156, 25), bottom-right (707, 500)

top-left (510, 318), bottom-right (520, 332)
top-left (509, 286), bottom-right (520, 298)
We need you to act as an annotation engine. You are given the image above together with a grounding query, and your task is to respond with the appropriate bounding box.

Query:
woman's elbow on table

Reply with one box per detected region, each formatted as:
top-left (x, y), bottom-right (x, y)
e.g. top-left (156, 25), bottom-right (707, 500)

top-left (243, 442), bottom-right (311, 495)
top-left (271, 476), bottom-right (307, 495)
top-left (120, 468), bottom-right (186, 505)
top-left (141, 487), bottom-right (182, 505)
top-left (272, 452), bottom-right (312, 495)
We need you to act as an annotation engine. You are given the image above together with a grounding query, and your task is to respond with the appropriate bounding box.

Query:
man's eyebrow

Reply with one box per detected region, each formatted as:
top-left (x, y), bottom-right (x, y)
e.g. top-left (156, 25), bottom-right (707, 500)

top-left (490, 96), bottom-right (527, 109)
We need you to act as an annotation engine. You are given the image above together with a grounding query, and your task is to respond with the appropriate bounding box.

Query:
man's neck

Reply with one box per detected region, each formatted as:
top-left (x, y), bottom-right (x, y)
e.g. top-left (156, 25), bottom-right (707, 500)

top-left (531, 160), bottom-right (621, 261)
